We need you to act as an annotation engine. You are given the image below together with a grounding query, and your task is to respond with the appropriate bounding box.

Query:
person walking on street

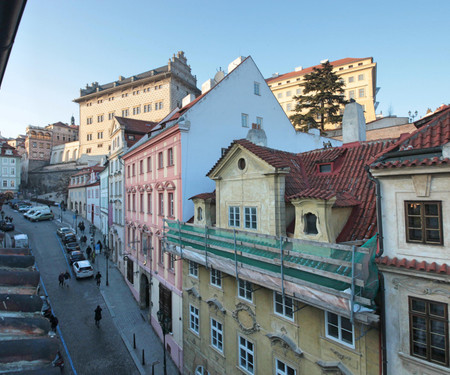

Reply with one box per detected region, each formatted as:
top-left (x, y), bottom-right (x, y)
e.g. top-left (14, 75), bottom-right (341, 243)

top-left (94, 305), bottom-right (102, 328)
top-left (58, 272), bottom-right (65, 287)
top-left (86, 246), bottom-right (92, 260)
top-left (49, 314), bottom-right (58, 332)
top-left (78, 221), bottom-right (85, 233)
top-left (96, 240), bottom-right (103, 254)
top-left (64, 270), bottom-right (71, 287)
top-left (95, 271), bottom-right (102, 287)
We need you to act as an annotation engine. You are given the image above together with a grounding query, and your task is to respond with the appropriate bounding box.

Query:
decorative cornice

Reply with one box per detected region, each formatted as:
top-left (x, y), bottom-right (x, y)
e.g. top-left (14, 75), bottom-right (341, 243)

top-left (206, 298), bottom-right (226, 314)
top-left (392, 277), bottom-right (450, 298)
top-left (185, 287), bottom-right (201, 300)
top-left (266, 333), bottom-right (303, 357)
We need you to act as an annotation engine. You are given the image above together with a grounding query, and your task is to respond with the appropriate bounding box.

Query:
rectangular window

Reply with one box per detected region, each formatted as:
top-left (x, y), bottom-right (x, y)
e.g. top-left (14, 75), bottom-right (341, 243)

top-left (167, 148), bottom-right (174, 166)
top-left (10, 180), bottom-right (14, 188)
top-left (87, 134), bottom-right (93, 141)
top-left (244, 207), bottom-right (257, 230)
top-left (254, 82), bottom-right (261, 96)
top-left (358, 74), bottom-right (364, 81)
top-left (147, 156), bottom-right (152, 172)
top-left (127, 165), bottom-right (130, 178)
top-left (132, 194), bottom-right (136, 212)
top-left (87, 117), bottom-right (93, 125)
top-left (159, 193), bottom-right (164, 215)
top-left (286, 91), bottom-right (292, 97)
top-left (348, 76), bottom-right (354, 83)
top-left (97, 115), bottom-right (104, 122)
top-left (108, 112), bottom-right (115, 120)
top-left (349, 90), bottom-right (355, 99)
top-left (256, 117), bottom-right (263, 128)
top-left (409, 297), bottom-right (448, 366)
top-left (358, 88), bottom-right (365, 98)
top-left (189, 261), bottom-right (198, 278)
top-left (168, 192), bottom-right (174, 217)
top-left (274, 292), bottom-right (294, 320)
top-left (97, 132), bottom-right (103, 139)
top-left (229, 206), bottom-right (240, 227)
top-left (276, 359), bottom-right (296, 375)
top-left (277, 92), bottom-right (283, 99)
top-left (189, 305), bottom-right (199, 334)
top-left (144, 104), bottom-right (152, 113)
top-left (140, 194), bottom-right (144, 213)
top-left (147, 193), bottom-right (152, 214)
top-left (239, 336), bottom-right (255, 374)
top-left (158, 284), bottom-right (172, 332)
top-left (241, 113), bottom-right (249, 128)
top-left (169, 254), bottom-right (175, 270)
top-left (86, 148), bottom-right (91, 154)
top-left (325, 311), bottom-right (354, 347)
top-left (405, 201), bottom-right (443, 245)
top-left (10, 168), bottom-right (15, 176)
top-left (296, 88), bottom-right (302, 95)
top-left (159, 239), bottom-right (164, 264)
top-left (210, 268), bottom-right (222, 288)
top-left (122, 109), bottom-right (129, 117)
top-left (133, 106), bottom-right (141, 115)
top-left (158, 152), bottom-right (163, 169)
top-left (139, 160), bottom-right (143, 174)
top-left (238, 279), bottom-right (253, 302)
top-left (211, 319), bottom-right (223, 352)
top-left (286, 103), bottom-right (292, 111)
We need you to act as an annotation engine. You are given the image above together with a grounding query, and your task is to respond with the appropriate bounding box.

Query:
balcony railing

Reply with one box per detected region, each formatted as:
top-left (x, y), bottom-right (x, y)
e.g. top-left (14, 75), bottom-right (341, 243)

top-left (164, 219), bottom-right (379, 323)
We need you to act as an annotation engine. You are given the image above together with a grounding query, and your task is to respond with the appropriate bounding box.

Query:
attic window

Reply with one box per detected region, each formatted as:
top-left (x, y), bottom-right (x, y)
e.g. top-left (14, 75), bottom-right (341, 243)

top-left (197, 207), bottom-right (203, 221)
top-left (304, 213), bottom-right (318, 235)
top-left (318, 163), bottom-right (332, 173)
top-left (128, 135), bottom-right (135, 140)
top-left (238, 158), bottom-right (246, 170)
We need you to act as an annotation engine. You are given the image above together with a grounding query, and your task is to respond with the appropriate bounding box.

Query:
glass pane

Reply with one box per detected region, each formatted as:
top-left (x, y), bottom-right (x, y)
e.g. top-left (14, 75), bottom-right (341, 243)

top-left (328, 325), bottom-right (338, 338)
top-left (341, 317), bottom-right (352, 331)
top-left (413, 329), bottom-right (427, 344)
top-left (426, 230), bottom-right (441, 242)
top-left (277, 360), bottom-right (284, 370)
top-left (413, 316), bottom-right (427, 329)
top-left (327, 312), bottom-right (338, 325)
top-left (430, 303), bottom-right (446, 317)
top-left (408, 216), bottom-right (422, 228)
top-left (425, 217), bottom-right (439, 229)
top-left (409, 229), bottom-right (422, 241)
top-left (431, 348), bottom-right (446, 364)
top-left (407, 203), bottom-right (422, 215)
top-left (431, 333), bottom-right (445, 349)
top-left (413, 343), bottom-right (427, 358)
top-left (425, 203), bottom-right (438, 216)
top-left (411, 299), bottom-right (426, 313)
top-left (288, 368), bottom-right (296, 375)
top-left (342, 330), bottom-right (353, 344)
top-left (431, 320), bottom-right (445, 334)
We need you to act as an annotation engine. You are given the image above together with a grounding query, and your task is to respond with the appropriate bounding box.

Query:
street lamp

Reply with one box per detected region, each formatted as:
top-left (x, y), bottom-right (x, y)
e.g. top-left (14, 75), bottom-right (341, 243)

top-left (105, 241), bottom-right (110, 286)
top-left (157, 310), bottom-right (171, 375)
top-left (74, 210), bottom-right (78, 233)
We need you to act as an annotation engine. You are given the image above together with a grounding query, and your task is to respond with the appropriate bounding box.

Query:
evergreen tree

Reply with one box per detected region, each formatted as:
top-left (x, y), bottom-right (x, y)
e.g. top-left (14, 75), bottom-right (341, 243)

top-left (289, 61), bottom-right (347, 134)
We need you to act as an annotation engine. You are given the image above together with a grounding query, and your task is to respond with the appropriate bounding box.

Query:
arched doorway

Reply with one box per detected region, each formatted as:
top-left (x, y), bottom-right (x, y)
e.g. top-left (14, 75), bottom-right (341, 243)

top-left (139, 273), bottom-right (150, 310)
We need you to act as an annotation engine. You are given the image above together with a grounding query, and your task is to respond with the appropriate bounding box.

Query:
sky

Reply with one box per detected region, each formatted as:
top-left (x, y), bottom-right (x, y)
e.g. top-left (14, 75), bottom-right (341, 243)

top-left (0, 0), bottom-right (449, 139)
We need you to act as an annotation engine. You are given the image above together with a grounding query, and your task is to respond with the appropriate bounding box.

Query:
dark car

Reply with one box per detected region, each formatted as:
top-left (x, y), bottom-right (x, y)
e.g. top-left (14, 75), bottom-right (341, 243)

top-left (69, 250), bottom-right (86, 264)
top-left (62, 233), bottom-right (77, 244)
top-left (65, 242), bottom-right (81, 253)
top-left (0, 220), bottom-right (14, 231)
top-left (57, 227), bottom-right (74, 238)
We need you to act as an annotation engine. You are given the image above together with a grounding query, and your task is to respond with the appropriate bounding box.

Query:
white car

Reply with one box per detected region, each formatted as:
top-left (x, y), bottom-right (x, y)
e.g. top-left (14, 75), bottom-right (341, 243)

top-left (72, 260), bottom-right (94, 279)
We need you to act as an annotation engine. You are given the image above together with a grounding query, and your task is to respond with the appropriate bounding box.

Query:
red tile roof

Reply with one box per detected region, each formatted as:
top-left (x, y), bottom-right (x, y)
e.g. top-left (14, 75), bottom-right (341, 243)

top-left (208, 138), bottom-right (393, 243)
top-left (190, 191), bottom-right (216, 202)
top-left (115, 117), bottom-right (158, 147)
top-left (371, 106), bottom-right (450, 170)
top-left (266, 57), bottom-right (372, 84)
top-left (376, 256), bottom-right (449, 275)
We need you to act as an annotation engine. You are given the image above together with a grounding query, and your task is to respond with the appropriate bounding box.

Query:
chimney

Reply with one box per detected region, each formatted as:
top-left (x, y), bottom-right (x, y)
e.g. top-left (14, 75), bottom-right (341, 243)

top-left (201, 79), bottom-right (215, 94)
top-left (118, 76), bottom-right (125, 81)
top-left (320, 59), bottom-right (329, 64)
top-left (228, 56), bottom-right (245, 73)
top-left (294, 66), bottom-right (303, 72)
top-left (342, 101), bottom-right (366, 143)
top-left (182, 94), bottom-right (195, 107)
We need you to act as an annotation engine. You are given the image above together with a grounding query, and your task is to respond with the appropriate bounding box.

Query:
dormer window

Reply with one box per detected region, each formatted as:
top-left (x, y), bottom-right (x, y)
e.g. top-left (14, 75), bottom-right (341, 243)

top-left (304, 213), bottom-right (318, 235)
top-left (197, 207), bottom-right (203, 221)
top-left (318, 163), bottom-right (332, 173)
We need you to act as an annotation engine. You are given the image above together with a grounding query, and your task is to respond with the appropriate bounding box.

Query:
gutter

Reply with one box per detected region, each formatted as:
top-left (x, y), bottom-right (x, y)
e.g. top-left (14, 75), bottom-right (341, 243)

top-left (366, 165), bottom-right (387, 375)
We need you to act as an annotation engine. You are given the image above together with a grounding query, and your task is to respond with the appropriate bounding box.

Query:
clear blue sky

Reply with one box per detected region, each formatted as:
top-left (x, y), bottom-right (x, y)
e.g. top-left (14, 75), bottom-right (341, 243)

top-left (0, 0), bottom-right (449, 138)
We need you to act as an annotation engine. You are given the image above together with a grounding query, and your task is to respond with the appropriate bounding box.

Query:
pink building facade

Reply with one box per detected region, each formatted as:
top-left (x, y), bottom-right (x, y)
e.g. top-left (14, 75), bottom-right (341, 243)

top-left (123, 123), bottom-right (184, 370)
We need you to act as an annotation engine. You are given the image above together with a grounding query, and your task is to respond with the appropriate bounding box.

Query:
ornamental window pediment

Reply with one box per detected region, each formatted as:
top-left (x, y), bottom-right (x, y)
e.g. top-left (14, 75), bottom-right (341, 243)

top-left (164, 181), bottom-right (176, 191)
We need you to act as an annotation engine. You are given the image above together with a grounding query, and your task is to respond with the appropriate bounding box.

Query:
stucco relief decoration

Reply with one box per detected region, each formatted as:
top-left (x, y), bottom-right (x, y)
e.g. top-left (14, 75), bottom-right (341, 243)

top-left (266, 333), bottom-right (303, 357)
top-left (393, 277), bottom-right (450, 298)
top-left (138, 185), bottom-right (145, 192)
top-left (155, 182), bottom-right (164, 191)
top-left (144, 184), bottom-right (152, 192)
top-left (232, 302), bottom-right (260, 335)
top-left (142, 224), bottom-right (150, 233)
top-left (206, 298), bottom-right (226, 314)
top-left (131, 187), bottom-right (136, 193)
top-left (164, 181), bottom-right (175, 191)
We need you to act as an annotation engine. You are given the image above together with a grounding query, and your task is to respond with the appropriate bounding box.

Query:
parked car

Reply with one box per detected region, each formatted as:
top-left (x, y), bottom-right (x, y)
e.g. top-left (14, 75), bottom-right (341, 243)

top-left (13, 201), bottom-right (31, 210)
top-left (18, 205), bottom-right (31, 212)
top-left (0, 220), bottom-right (14, 231)
top-left (57, 227), bottom-right (74, 238)
top-left (62, 233), bottom-right (77, 244)
top-left (29, 211), bottom-right (54, 222)
top-left (65, 242), bottom-right (81, 253)
top-left (69, 250), bottom-right (86, 265)
top-left (73, 260), bottom-right (94, 279)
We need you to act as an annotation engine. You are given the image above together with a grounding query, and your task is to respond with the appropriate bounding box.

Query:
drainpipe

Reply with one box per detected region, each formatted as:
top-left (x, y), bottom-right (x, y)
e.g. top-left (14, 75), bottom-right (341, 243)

top-left (366, 165), bottom-right (387, 375)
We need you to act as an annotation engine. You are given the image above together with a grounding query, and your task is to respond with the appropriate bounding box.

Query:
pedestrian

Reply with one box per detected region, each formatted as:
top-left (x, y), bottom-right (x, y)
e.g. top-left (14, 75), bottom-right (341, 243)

top-left (58, 272), bottom-right (65, 287)
top-left (78, 221), bottom-right (85, 233)
top-left (95, 271), bottom-right (102, 287)
top-left (94, 305), bottom-right (102, 328)
top-left (49, 314), bottom-right (58, 332)
top-left (64, 270), bottom-right (71, 287)
top-left (86, 246), bottom-right (92, 260)
top-left (96, 240), bottom-right (103, 254)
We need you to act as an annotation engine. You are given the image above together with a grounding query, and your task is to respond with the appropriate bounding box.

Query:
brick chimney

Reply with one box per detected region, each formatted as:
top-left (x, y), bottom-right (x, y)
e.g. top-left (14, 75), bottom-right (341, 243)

top-left (342, 100), bottom-right (366, 143)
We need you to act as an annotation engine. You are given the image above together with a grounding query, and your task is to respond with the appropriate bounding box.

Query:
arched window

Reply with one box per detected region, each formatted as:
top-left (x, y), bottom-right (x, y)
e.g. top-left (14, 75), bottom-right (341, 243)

top-left (304, 213), bottom-right (318, 235)
top-left (197, 207), bottom-right (203, 221)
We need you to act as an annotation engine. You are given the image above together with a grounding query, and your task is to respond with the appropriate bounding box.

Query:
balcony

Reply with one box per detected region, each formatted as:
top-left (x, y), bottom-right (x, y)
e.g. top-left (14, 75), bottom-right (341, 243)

top-left (164, 220), bottom-right (379, 324)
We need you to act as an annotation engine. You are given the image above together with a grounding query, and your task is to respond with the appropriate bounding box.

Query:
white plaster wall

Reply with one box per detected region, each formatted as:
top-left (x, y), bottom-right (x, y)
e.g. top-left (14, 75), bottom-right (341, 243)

top-left (179, 57), bottom-right (341, 222)
top-left (379, 173), bottom-right (450, 262)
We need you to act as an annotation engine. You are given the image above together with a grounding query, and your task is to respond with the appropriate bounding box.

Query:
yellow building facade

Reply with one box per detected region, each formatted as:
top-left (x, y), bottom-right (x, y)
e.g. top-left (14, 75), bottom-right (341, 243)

top-left (266, 57), bottom-right (377, 130)
top-left (165, 138), bottom-right (383, 375)
top-left (73, 51), bottom-right (200, 156)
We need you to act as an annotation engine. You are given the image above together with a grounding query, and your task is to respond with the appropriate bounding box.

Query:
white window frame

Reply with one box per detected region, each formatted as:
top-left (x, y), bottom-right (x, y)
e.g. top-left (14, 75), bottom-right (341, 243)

top-left (228, 206), bottom-right (240, 227)
top-left (254, 82), bottom-right (261, 96)
top-left (359, 88), bottom-right (365, 98)
top-left (238, 279), bottom-right (253, 302)
top-left (189, 304), bottom-right (199, 334)
top-left (238, 335), bottom-right (255, 374)
top-left (244, 207), bottom-right (257, 230)
top-left (256, 117), bottom-right (263, 128)
top-left (189, 261), bottom-right (198, 278)
top-left (241, 113), bottom-right (249, 128)
top-left (325, 311), bottom-right (354, 348)
top-left (274, 292), bottom-right (294, 321)
top-left (275, 358), bottom-right (296, 375)
top-left (210, 318), bottom-right (223, 353)
top-left (210, 268), bottom-right (222, 288)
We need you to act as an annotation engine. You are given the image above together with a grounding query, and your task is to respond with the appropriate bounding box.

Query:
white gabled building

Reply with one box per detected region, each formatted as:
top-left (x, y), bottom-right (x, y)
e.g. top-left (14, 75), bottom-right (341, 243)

top-left (0, 143), bottom-right (21, 193)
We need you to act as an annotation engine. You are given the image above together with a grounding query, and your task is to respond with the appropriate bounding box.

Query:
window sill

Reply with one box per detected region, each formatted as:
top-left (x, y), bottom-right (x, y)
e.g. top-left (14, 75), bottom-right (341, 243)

top-left (320, 334), bottom-right (357, 352)
top-left (398, 351), bottom-right (449, 372)
top-left (271, 312), bottom-right (296, 326)
top-left (236, 365), bottom-right (254, 375)
top-left (209, 345), bottom-right (225, 358)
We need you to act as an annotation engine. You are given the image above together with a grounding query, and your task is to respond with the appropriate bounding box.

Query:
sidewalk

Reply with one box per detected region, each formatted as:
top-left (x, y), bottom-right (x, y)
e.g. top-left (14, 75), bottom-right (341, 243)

top-left (58, 209), bottom-right (179, 375)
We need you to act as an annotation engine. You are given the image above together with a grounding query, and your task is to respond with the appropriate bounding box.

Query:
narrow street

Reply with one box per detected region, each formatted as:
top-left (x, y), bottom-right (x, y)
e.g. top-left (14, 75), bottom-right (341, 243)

top-left (5, 205), bottom-right (141, 375)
